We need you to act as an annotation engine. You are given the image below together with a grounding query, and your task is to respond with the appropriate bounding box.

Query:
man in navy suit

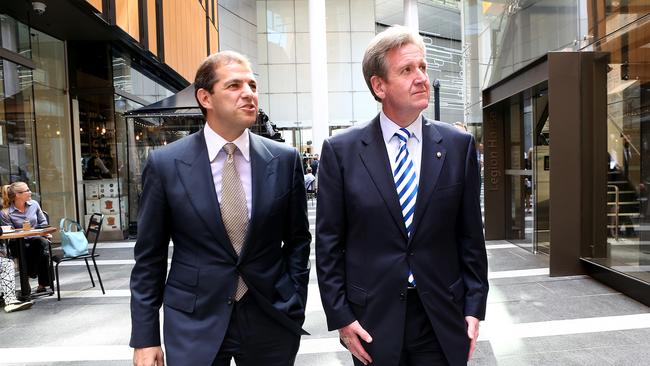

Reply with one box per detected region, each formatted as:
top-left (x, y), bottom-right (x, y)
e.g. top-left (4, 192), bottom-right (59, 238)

top-left (316, 26), bottom-right (488, 366)
top-left (130, 51), bottom-right (311, 366)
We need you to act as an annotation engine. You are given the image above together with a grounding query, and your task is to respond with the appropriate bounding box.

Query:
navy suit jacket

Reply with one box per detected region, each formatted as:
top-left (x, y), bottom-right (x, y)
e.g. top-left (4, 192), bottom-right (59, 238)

top-left (316, 115), bottom-right (488, 366)
top-left (130, 129), bottom-right (311, 365)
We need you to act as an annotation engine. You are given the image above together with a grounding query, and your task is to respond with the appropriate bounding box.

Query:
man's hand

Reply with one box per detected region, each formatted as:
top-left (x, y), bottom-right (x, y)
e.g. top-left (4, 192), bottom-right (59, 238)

top-left (133, 346), bottom-right (164, 366)
top-left (339, 320), bottom-right (373, 365)
top-left (465, 316), bottom-right (480, 360)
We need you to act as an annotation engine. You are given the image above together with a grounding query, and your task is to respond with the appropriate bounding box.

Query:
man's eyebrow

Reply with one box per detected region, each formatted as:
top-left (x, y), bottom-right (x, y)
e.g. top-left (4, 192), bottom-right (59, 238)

top-left (224, 78), bottom-right (256, 85)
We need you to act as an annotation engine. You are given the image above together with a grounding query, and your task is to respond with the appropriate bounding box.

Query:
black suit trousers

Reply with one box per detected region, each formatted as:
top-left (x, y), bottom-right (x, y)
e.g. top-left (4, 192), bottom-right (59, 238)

top-left (211, 293), bottom-right (301, 366)
top-left (352, 290), bottom-right (450, 366)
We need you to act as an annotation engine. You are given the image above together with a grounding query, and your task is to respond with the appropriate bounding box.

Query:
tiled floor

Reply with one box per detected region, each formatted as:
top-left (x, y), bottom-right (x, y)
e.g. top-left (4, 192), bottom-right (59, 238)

top-left (1, 204), bottom-right (649, 365)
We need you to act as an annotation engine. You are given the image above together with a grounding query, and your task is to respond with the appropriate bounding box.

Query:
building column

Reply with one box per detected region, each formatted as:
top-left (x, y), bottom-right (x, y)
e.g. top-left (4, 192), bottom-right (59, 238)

top-left (404, 0), bottom-right (418, 30)
top-left (309, 0), bottom-right (328, 155)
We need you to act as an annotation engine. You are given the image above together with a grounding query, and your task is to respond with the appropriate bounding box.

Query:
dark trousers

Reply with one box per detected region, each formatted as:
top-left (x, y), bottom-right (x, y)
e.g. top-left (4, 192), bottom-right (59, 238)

top-left (24, 237), bottom-right (50, 287)
top-left (211, 294), bottom-right (301, 366)
top-left (397, 289), bottom-right (449, 366)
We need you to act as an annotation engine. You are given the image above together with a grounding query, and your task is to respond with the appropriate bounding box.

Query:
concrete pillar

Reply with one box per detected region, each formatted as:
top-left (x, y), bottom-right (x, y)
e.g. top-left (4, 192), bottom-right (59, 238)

top-left (404, 0), bottom-right (419, 30)
top-left (309, 0), bottom-right (329, 155)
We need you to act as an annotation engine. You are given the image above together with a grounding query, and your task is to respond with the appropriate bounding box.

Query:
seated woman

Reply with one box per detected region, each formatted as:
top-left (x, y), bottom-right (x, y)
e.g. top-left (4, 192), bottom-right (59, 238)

top-left (1, 183), bottom-right (51, 294)
top-left (0, 242), bottom-right (33, 312)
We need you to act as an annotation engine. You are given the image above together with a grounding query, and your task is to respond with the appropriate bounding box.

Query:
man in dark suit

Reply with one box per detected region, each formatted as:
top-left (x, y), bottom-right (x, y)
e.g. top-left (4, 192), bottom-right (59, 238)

top-left (316, 26), bottom-right (488, 366)
top-left (130, 51), bottom-right (311, 366)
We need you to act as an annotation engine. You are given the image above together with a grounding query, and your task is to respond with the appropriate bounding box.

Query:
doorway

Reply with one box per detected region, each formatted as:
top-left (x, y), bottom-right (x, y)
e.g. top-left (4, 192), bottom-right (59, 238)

top-left (503, 83), bottom-right (550, 254)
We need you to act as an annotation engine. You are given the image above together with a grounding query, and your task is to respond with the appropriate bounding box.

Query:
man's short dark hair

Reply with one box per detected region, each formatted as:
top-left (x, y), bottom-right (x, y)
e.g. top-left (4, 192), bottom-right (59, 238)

top-left (194, 51), bottom-right (252, 117)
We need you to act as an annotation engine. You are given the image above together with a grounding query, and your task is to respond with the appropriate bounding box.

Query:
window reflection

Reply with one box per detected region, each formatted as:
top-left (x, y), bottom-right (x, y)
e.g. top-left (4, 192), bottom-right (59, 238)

top-left (0, 60), bottom-right (39, 197)
top-left (588, 15), bottom-right (650, 284)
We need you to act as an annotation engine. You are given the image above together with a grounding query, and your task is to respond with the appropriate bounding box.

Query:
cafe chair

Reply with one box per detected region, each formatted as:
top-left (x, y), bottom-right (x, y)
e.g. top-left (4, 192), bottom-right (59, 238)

top-left (42, 210), bottom-right (55, 295)
top-left (53, 213), bottom-right (105, 301)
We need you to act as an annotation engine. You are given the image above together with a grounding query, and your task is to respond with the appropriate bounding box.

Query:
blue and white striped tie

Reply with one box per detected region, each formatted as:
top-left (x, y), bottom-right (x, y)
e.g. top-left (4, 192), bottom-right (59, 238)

top-left (393, 128), bottom-right (418, 286)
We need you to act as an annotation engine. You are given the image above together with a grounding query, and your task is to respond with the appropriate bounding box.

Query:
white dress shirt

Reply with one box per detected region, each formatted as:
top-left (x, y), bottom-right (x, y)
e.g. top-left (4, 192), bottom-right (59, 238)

top-left (204, 123), bottom-right (252, 219)
top-left (379, 111), bottom-right (423, 180)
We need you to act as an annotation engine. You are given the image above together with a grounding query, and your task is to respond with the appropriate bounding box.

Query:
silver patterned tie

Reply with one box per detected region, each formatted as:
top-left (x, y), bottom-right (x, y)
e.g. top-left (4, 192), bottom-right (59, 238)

top-left (220, 143), bottom-right (249, 300)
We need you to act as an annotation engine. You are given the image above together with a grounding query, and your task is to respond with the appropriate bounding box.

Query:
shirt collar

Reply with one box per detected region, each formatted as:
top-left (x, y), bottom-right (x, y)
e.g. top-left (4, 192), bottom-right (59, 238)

top-left (204, 123), bottom-right (251, 162)
top-left (379, 111), bottom-right (422, 145)
top-left (9, 200), bottom-right (32, 213)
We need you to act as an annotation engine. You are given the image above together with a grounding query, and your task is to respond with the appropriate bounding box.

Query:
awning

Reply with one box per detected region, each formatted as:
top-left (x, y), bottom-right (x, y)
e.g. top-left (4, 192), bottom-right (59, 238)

top-left (124, 84), bottom-right (201, 118)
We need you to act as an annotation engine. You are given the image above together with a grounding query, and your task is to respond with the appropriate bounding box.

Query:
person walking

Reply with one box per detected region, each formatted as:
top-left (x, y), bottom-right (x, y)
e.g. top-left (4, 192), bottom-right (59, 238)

top-left (316, 26), bottom-right (488, 366)
top-left (130, 51), bottom-right (311, 366)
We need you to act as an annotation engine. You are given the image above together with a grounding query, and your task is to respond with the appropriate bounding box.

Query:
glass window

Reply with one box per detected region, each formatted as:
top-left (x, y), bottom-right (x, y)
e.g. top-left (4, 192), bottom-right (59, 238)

top-left (0, 14), bottom-right (32, 58)
top-left (587, 15), bottom-right (650, 284)
top-left (112, 54), bottom-right (173, 104)
top-left (31, 29), bottom-right (76, 231)
top-left (0, 60), bottom-right (39, 196)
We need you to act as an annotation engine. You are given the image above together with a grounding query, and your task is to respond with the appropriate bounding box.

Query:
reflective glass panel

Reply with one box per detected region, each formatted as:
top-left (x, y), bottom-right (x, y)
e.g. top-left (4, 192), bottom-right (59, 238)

top-left (588, 15), bottom-right (650, 284)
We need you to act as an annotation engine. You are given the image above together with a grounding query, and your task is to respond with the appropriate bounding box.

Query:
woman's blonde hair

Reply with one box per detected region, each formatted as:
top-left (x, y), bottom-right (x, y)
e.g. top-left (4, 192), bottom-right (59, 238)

top-left (2, 182), bottom-right (28, 208)
top-left (1, 185), bottom-right (10, 209)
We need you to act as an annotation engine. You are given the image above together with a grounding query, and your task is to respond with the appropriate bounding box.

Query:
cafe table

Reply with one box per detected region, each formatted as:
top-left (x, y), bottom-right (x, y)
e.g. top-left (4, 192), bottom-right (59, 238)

top-left (0, 226), bottom-right (57, 298)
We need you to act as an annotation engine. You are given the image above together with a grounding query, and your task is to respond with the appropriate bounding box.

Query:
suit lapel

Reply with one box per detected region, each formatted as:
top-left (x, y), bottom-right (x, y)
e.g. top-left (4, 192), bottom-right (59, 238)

top-left (240, 133), bottom-right (276, 262)
top-left (359, 117), bottom-right (408, 240)
top-left (176, 129), bottom-right (236, 258)
top-left (410, 117), bottom-right (445, 244)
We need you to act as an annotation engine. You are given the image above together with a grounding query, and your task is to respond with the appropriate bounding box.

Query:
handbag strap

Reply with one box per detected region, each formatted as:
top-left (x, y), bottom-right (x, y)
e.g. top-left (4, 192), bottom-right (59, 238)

top-left (60, 218), bottom-right (83, 233)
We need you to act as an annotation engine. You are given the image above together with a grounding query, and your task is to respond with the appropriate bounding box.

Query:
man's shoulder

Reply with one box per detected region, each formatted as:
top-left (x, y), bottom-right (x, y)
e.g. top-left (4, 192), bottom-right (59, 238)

top-left (326, 117), bottom-right (376, 146)
top-left (251, 133), bottom-right (296, 157)
top-left (150, 130), bottom-right (203, 159)
top-left (428, 119), bottom-right (473, 142)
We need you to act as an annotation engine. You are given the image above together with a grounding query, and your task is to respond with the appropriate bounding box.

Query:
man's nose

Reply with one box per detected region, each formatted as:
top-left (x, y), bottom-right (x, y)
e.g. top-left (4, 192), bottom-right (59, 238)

top-left (414, 68), bottom-right (428, 83)
top-left (242, 84), bottom-right (256, 97)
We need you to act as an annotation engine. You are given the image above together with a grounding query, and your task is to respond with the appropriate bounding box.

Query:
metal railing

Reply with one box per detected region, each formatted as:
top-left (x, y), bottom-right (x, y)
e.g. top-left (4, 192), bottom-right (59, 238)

top-left (608, 184), bottom-right (620, 240)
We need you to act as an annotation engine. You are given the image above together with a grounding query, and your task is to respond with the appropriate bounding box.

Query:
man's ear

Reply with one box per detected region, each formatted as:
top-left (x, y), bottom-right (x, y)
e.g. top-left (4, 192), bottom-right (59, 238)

top-left (196, 88), bottom-right (212, 111)
top-left (370, 75), bottom-right (385, 100)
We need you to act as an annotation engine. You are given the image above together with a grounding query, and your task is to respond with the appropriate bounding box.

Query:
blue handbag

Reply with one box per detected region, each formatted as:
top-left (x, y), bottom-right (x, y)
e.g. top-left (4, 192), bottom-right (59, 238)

top-left (59, 218), bottom-right (89, 257)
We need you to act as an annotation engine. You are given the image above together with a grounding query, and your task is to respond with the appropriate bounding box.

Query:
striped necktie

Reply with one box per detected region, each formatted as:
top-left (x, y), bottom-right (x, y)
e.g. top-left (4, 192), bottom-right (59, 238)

top-left (220, 143), bottom-right (249, 300)
top-left (393, 128), bottom-right (418, 286)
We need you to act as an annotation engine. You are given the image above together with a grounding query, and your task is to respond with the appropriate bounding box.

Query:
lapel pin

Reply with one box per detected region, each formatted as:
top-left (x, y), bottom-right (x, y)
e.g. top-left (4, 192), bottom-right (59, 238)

top-left (436, 152), bottom-right (442, 158)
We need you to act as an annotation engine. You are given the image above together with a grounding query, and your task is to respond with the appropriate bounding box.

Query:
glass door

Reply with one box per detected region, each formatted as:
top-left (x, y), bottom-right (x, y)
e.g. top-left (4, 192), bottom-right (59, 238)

top-left (505, 93), bottom-right (535, 251)
top-left (533, 87), bottom-right (550, 254)
top-left (505, 85), bottom-right (550, 254)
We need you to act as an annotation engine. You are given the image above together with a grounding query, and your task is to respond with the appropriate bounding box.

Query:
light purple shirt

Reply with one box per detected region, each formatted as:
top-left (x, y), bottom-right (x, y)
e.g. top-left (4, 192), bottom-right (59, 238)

top-left (0, 199), bottom-right (48, 229)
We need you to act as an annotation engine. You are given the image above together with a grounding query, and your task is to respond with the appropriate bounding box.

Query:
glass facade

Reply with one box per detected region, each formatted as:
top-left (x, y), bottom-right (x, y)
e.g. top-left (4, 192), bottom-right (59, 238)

top-left (257, 0), bottom-right (377, 153)
top-left (584, 12), bottom-right (650, 284)
top-left (462, 0), bottom-right (582, 124)
top-left (0, 15), bottom-right (76, 238)
top-left (31, 30), bottom-right (76, 235)
top-left (465, 1), bottom-right (650, 286)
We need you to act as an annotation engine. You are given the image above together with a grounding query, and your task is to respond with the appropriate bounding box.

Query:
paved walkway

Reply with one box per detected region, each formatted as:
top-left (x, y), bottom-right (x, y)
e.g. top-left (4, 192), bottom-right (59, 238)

top-left (1, 204), bottom-right (649, 365)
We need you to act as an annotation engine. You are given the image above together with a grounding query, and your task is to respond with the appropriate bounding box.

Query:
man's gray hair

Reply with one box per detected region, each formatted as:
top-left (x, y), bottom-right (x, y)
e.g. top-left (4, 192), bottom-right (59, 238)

top-left (362, 26), bottom-right (426, 102)
top-left (194, 50), bottom-right (253, 117)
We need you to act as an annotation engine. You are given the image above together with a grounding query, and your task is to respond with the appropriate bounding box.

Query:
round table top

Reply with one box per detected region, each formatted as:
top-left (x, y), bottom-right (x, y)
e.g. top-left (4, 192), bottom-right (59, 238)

top-left (0, 226), bottom-right (57, 240)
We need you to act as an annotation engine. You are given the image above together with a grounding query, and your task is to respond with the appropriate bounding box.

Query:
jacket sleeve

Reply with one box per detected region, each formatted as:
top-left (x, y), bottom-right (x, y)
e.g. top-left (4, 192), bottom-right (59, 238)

top-left (129, 151), bottom-right (171, 348)
top-left (315, 139), bottom-right (356, 330)
top-left (457, 135), bottom-right (489, 320)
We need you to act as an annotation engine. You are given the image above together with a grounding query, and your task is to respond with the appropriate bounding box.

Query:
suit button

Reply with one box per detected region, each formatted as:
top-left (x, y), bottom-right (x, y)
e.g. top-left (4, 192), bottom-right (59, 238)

top-left (400, 292), bottom-right (405, 301)
top-left (409, 252), bottom-right (414, 256)
top-left (227, 298), bottom-right (234, 305)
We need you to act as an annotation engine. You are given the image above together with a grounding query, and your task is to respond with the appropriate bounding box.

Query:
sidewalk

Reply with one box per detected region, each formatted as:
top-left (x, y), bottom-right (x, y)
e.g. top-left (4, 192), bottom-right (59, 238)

top-left (1, 205), bottom-right (649, 365)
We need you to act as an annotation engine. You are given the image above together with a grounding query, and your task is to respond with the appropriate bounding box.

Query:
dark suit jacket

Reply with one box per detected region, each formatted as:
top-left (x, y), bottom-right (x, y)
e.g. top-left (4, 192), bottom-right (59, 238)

top-left (316, 115), bottom-right (488, 366)
top-left (130, 129), bottom-right (311, 365)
